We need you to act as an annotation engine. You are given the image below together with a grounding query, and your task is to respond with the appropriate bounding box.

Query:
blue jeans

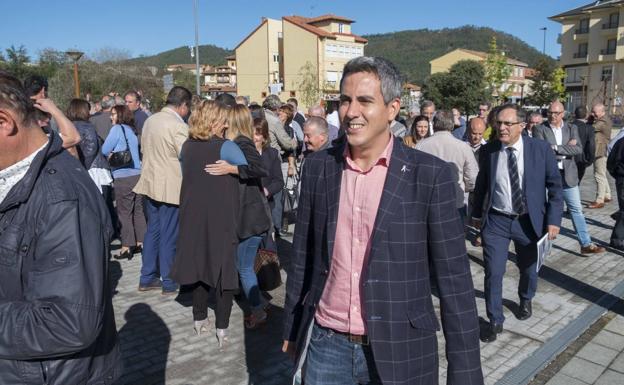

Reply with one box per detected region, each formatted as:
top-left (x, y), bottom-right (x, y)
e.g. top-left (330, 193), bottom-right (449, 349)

top-left (305, 322), bottom-right (382, 385)
top-left (562, 186), bottom-right (592, 247)
top-left (140, 198), bottom-right (179, 291)
top-left (482, 211), bottom-right (538, 324)
top-left (236, 235), bottom-right (264, 309)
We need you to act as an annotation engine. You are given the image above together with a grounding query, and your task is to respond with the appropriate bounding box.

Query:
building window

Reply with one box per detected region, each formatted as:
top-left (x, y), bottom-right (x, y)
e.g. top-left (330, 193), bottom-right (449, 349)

top-left (603, 39), bottom-right (617, 55)
top-left (601, 66), bottom-right (613, 81)
top-left (273, 54), bottom-right (280, 63)
top-left (574, 43), bottom-right (588, 58)
top-left (566, 67), bottom-right (584, 83)
top-left (577, 18), bottom-right (589, 34)
top-left (338, 23), bottom-right (344, 33)
top-left (261, 92), bottom-right (267, 98)
top-left (290, 91), bottom-right (296, 97)
top-left (608, 13), bottom-right (620, 29)
top-left (278, 32), bottom-right (283, 38)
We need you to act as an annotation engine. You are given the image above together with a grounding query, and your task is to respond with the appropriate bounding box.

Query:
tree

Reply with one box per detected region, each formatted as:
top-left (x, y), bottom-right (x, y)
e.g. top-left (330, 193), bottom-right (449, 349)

top-left (525, 58), bottom-right (567, 107)
top-left (91, 47), bottom-right (132, 63)
top-left (422, 60), bottom-right (489, 114)
top-left (484, 36), bottom-right (511, 103)
top-left (3, 45), bottom-right (31, 79)
top-left (297, 61), bottom-right (321, 108)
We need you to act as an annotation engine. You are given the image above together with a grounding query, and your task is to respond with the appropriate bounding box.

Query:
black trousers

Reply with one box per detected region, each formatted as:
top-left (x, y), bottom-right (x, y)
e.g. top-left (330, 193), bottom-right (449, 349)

top-left (192, 278), bottom-right (234, 329)
top-left (611, 178), bottom-right (624, 248)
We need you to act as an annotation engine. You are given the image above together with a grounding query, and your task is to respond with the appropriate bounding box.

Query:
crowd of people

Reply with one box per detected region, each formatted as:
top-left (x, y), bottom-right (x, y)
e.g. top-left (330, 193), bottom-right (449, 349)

top-left (1, 53), bottom-right (622, 384)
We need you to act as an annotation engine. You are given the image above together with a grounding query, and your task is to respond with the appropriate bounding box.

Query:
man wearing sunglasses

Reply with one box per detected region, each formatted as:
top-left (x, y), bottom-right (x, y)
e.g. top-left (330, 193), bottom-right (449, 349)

top-left (533, 101), bottom-right (605, 255)
top-left (472, 104), bottom-right (563, 342)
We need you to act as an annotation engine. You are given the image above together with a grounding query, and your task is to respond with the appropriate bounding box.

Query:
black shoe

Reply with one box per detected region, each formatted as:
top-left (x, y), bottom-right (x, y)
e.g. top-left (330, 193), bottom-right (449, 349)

top-left (517, 300), bottom-right (532, 320)
top-left (481, 322), bottom-right (503, 343)
top-left (114, 249), bottom-right (132, 260)
top-left (131, 245), bottom-right (143, 255)
top-left (138, 280), bottom-right (162, 292)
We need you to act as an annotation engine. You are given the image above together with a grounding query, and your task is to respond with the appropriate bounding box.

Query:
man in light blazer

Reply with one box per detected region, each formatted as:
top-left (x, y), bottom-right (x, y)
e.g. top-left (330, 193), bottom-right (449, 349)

top-left (533, 101), bottom-right (605, 255)
top-left (472, 104), bottom-right (563, 342)
top-left (282, 57), bottom-right (483, 385)
top-left (133, 86), bottom-right (192, 294)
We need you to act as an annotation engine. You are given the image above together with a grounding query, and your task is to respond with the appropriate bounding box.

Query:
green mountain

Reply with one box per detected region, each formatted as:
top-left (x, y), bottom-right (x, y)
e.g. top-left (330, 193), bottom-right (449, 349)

top-left (363, 25), bottom-right (555, 84)
top-left (123, 44), bottom-right (233, 68)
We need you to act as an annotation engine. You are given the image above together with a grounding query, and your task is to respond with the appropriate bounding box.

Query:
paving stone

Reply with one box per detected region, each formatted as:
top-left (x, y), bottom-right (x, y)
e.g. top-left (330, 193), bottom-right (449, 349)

top-left (545, 373), bottom-right (589, 385)
top-left (595, 369), bottom-right (624, 385)
top-left (576, 342), bottom-right (620, 366)
top-left (592, 329), bottom-right (624, 351)
top-left (560, 357), bottom-right (606, 384)
top-left (605, 316), bottom-right (624, 336)
top-left (609, 351), bottom-right (624, 374)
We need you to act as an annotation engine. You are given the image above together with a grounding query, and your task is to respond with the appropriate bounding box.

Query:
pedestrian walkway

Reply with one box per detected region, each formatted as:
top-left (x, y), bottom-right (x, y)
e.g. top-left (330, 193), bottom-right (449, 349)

top-left (110, 165), bottom-right (623, 385)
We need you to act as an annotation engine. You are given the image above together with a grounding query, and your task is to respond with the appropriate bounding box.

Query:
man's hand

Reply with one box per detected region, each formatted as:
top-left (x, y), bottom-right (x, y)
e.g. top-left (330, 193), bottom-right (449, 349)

top-left (471, 217), bottom-right (482, 229)
top-left (204, 160), bottom-right (237, 175)
top-left (33, 98), bottom-right (61, 115)
top-left (282, 340), bottom-right (296, 360)
top-left (287, 165), bottom-right (296, 176)
top-left (547, 225), bottom-right (560, 240)
top-left (567, 139), bottom-right (577, 146)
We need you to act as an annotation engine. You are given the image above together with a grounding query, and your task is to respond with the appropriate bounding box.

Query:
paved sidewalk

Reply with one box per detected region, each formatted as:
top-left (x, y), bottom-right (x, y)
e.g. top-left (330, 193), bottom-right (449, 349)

top-left (110, 166), bottom-right (623, 385)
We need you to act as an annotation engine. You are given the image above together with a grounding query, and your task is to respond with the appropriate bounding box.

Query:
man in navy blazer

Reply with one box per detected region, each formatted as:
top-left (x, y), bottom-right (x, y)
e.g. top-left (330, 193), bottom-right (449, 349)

top-left (282, 56), bottom-right (483, 384)
top-left (472, 104), bottom-right (563, 342)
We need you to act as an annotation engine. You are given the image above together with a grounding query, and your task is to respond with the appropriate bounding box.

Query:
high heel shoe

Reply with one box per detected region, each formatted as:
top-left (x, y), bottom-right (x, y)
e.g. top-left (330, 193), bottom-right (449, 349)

top-left (193, 319), bottom-right (209, 336)
top-left (216, 328), bottom-right (228, 348)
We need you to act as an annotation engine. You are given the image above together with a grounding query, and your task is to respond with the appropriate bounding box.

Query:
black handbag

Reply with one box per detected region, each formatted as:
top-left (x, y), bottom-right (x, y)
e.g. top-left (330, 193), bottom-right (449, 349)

top-left (282, 174), bottom-right (299, 217)
top-left (108, 125), bottom-right (133, 170)
top-left (254, 248), bottom-right (282, 292)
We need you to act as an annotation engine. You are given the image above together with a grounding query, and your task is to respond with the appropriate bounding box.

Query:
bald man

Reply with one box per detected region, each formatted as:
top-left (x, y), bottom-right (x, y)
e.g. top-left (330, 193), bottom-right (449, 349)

top-left (307, 105), bottom-right (340, 142)
top-left (589, 103), bottom-right (613, 208)
top-left (534, 101), bottom-right (605, 255)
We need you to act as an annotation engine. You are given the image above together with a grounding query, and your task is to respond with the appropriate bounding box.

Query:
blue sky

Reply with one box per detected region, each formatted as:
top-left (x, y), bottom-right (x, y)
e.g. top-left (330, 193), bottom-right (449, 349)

top-left (0, 0), bottom-right (589, 60)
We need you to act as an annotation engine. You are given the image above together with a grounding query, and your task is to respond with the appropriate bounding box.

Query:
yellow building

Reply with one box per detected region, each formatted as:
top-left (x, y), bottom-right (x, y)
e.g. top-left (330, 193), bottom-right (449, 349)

top-left (235, 14), bottom-right (367, 107)
top-left (550, 1), bottom-right (623, 112)
top-left (430, 48), bottom-right (530, 104)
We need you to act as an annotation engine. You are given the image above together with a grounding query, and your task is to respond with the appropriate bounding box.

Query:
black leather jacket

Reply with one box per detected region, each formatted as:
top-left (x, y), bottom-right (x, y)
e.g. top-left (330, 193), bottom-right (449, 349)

top-left (0, 133), bottom-right (121, 384)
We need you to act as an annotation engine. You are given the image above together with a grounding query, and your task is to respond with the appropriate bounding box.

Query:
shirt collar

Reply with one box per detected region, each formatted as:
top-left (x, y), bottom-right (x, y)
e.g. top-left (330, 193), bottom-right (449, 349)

top-left (551, 121), bottom-right (564, 130)
top-left (164, 106), bottom-right (185, 122)
top-left (344, 134), bottom-right (393, 173)
top-left (501, 135), bottom-right (523, 153)
top-left (0, 142), bottom-right (47, 205)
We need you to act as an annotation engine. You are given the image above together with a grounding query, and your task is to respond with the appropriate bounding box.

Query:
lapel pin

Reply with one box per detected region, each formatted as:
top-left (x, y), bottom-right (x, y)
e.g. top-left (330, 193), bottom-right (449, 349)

top-left (401, 165), bottom-right (410, 173)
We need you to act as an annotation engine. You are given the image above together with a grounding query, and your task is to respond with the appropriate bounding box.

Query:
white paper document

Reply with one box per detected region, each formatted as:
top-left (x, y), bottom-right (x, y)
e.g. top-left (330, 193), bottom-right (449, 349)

top-left (536, 233), bottom-right (553, 272)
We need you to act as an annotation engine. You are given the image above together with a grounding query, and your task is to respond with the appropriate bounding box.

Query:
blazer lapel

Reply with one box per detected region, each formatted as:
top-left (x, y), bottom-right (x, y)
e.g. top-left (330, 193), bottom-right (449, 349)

top-left (325, 145), bottom-right (345, 265)
top-left (490, 144), bottom-right (500, 199)
top-left (369, 139), bottom-right (410, 252)
top-left (522, 137), bottom-right (531, 191)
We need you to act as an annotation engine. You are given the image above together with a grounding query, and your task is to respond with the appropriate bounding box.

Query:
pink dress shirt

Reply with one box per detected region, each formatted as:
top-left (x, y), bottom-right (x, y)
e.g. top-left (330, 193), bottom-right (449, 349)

top-left (315, 136), bottom-right (393, 335)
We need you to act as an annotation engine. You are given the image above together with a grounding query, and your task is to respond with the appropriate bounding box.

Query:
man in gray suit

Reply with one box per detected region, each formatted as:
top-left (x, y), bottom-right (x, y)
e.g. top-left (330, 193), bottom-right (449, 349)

top-left (533, 101), bottom-right (605, 255)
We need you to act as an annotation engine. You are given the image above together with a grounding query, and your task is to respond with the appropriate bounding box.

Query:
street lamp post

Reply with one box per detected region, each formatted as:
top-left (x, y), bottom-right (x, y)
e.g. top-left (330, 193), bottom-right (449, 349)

top-left (540, 27), bottom-right (547, 55)
top-left (65, 50), bottom-right (84, 98)
top-left (193, 0), bottom-right (201, 96)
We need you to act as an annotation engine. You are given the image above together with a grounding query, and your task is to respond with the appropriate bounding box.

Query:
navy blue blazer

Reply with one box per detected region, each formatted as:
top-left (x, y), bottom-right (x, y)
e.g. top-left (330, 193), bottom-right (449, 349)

top-left (472, 136), bottom-right (563, 237)
top-left (283, 137), bottom-right (483, 385)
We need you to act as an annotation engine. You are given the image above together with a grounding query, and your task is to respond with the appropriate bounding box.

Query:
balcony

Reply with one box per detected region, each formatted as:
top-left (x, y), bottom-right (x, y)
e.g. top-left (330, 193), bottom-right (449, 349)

top-left (601, 48), bottom-right (616, 55)
top-left (573, 52), bottom-right (588, 59)
top-left (575, 28), bottom-right (589, 34)
top-left (602, 22), bottom-right (619, 29)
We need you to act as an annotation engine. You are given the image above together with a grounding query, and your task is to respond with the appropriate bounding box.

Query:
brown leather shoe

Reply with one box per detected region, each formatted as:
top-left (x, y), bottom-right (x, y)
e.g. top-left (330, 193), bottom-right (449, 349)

top-left (580, 244), bottom-right (606, 255)
top-left (587, 201), bottom-right (605, 209)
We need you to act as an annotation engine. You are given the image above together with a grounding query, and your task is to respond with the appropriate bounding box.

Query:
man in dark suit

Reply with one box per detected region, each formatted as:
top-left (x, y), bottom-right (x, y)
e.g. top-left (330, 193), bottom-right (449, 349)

top-left (472, 104), bottom-right (564, 343)
top-left (282, 56), bottom-right (483, 385)
top-left (572, 106), bottom-right (595, 183)
top-left (533, 101), bottom-right (604, 255)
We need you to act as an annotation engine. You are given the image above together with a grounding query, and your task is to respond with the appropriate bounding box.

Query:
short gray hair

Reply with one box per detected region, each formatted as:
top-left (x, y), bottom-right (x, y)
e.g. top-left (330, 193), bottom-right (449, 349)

top-left (308, 105), bottom-right (325, 117)
top-left (433, 110), bottom-right (454, 132)
top-left (304, 116), bottom-right (328, 136)
top-left (421, 100), bottom-right (435, 110)
top-left (262, 94), bottom-right (282, 111)
top-left (101, 95), bottom-right (114, 109)
top-left (340, 56), bottom-right (402, 105)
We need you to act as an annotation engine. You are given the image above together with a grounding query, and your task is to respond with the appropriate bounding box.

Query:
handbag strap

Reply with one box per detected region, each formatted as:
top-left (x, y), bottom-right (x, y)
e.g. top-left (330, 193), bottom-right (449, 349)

top-left (118, 124), bottom-right (130, 151)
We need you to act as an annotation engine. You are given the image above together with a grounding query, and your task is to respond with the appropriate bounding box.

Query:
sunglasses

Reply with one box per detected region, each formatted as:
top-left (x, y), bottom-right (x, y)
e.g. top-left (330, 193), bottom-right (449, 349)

top-left (496, 120), bottom-right (521, 127)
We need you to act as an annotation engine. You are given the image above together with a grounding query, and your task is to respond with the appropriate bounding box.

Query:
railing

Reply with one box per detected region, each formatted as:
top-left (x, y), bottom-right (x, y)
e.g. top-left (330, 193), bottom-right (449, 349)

top-left (602, 22), bottom-right (619, 29)
top-left (600, 48), bottom-right (616, 55)
top-left (573, 52), bottom-right (588, 58)
top-left (575, 28), bottom-right (589, 34)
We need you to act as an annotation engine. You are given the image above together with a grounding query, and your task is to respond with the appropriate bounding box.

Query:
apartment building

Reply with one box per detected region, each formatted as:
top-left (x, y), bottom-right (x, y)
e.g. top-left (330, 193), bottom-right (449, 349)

top-left (550, 0), bottom-right (623, 112)
top-left (430, 48), bottom-right (531, 104)
top-left (201, 55), bottom-right (237, 98)
top-left (235, 14), bottom-right (367, 107)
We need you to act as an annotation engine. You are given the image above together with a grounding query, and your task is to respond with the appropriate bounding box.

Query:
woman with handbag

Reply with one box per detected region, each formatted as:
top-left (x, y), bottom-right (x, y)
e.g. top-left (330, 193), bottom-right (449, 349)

top-left (101, 105), bottom-right (146, 260)
top-left (205, 105), bottom-right (275, 329)
top-left (172, 100), bottom-right (247, 348)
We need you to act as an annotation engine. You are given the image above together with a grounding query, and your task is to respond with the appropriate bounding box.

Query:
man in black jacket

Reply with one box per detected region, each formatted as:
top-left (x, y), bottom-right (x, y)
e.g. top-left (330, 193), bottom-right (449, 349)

top-left (572, 105), bottom-right (596, 182)
top-left (0, 72), bottom-right (121, 384)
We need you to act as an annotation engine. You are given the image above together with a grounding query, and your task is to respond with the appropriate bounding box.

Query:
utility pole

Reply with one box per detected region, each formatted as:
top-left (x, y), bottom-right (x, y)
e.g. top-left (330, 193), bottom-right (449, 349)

top-left (540, 27), bottom-right (547, 55)
top-left (193, 0), bottom-right (201, 96)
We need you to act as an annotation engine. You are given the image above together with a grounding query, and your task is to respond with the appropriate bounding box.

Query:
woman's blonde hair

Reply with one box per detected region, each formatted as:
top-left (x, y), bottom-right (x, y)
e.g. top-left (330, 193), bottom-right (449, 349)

top-left (226, 104), bottom-right (253, 140)
top-left (188, 100), bottom-right (227, 140)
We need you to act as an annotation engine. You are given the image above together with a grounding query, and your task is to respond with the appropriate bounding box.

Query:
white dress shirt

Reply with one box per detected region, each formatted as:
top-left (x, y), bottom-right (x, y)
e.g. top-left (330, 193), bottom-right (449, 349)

top-left (551, 122), bottom-right (564, 170)
top-left (492, 136), bottom-right (524, 215)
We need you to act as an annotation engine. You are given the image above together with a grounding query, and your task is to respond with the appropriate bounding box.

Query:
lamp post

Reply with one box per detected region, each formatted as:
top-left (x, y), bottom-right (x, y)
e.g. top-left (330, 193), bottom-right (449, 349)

top-left (540, 27), bottom-right (547, 55)
top-left (65, 50), bottom-right (84, 98)
top-left (193, 0), bottom-right (201, 96)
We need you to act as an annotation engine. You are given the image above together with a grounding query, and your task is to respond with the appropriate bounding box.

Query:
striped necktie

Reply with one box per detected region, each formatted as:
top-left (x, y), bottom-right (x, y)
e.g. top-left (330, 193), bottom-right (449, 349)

top-left (506, 147), bottom-right (525, 215)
